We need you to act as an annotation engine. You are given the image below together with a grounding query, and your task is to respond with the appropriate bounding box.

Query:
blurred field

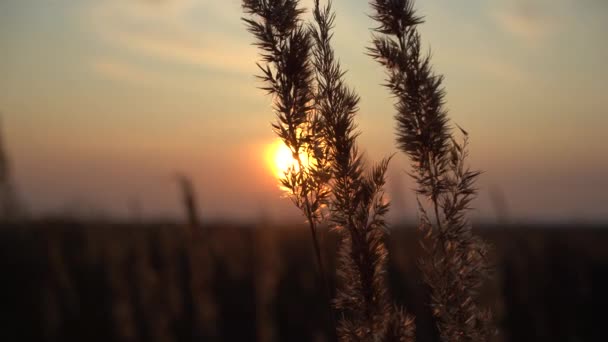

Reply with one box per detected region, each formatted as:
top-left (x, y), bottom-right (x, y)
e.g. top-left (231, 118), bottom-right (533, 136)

top-left (1, 222), bottom-right (607, 341)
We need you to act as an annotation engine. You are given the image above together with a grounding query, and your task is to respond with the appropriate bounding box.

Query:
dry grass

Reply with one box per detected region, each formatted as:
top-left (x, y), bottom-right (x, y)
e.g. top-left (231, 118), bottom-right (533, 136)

top-left (369, 0), bottom-right (494, 340)
top-left (242, 0), bottom-right (495, 340)
top-left (0, 115), bottom-right (22, 221)
top-left (311, 1), bottom-right (414, 340)
top-left (1, 222), bottom-right (607, 341)
top-left (242, 0), bottom-right (419, 339)
top-left (241, 0), bottom-right (334, 324)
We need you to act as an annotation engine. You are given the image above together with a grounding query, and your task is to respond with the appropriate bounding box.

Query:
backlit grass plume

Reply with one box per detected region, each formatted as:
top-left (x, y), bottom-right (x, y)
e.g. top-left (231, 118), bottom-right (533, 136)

top-left (368, 0), bottom-right (494, 340)
top-left (311, 1), bottom-right (414, 340)
top-left (241, 0), bottom-right (333, 322)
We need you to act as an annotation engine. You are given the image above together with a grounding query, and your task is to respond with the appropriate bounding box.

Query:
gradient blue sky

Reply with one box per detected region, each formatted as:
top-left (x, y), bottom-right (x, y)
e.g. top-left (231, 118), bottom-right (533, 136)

top-left (1, 0), bottom-right (607, 222)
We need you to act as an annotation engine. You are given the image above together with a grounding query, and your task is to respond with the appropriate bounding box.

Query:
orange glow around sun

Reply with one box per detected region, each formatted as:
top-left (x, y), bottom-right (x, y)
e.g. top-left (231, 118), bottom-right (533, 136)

top-left (265, 139), bottom-right (310, 179)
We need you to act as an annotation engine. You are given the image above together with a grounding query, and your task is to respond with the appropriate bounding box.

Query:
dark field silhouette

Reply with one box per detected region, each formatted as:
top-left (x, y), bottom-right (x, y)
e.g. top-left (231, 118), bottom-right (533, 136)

top-left (1, 222), bottom-right (606, 342)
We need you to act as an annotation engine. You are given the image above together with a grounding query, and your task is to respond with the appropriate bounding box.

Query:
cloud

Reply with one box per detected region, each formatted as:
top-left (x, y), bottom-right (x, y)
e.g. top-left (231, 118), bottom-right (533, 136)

top-left (90, 58), bottom-right (156, 86)
top-left (89, 57), bottom-right (258, 102)
top-left (99, 29), bottom-right (255, 74)
top-left (84, 0), bottom-right (255, 74)
top-left (492, 2), bottom-right (555, 43)
top-left (494, 12), bottom-right (552, 42)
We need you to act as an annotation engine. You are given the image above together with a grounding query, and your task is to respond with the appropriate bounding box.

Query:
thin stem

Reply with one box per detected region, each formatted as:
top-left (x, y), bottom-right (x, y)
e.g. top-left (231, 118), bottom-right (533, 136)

top-left (296, 154), bottom-right (336, 335)
top-left (429, 151), bottom-right (444, 232)
top-left (306, 216), bottom-right (336, 331)
top-left (432, 201), bottom-right (443, 233)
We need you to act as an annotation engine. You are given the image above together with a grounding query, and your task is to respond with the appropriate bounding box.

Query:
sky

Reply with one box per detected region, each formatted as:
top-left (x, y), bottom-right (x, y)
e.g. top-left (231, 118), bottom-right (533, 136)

top-left (1, 0), bottom-right (607, 223)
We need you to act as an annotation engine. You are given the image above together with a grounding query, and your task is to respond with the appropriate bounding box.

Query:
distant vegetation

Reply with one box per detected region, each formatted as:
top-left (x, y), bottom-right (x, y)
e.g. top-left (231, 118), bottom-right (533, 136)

top-left (0, 114), bottom-right (23, 221)
top-left (2, 223), bottom-right (607, 341)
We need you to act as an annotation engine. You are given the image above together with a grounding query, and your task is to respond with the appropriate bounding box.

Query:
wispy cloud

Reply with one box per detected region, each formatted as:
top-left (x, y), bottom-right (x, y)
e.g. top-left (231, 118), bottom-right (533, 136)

top-left (84, 0), bottom-right (254, 74)
top-left (89, 56), bottom-right (259, 103)
top-left (90, 58), bottom-right (156, 86)
top-left (493, 12), bottom-right (552, 42)
top-left (491, 2), bottom-right (556, 43)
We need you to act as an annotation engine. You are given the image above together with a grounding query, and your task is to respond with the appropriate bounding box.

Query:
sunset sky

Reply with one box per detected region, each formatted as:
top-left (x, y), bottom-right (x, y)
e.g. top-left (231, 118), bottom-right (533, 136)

top-left (1, 0), bottom-right (607, 223)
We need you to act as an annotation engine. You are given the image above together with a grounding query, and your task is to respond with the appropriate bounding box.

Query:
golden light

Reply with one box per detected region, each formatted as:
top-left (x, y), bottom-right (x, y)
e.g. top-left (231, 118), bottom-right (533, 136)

top-left (265, 139), bottom-right (310, 179)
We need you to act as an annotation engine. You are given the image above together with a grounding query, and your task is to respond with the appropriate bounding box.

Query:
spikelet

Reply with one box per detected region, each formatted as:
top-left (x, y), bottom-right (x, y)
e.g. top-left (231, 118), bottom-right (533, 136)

top-left (368, 0), bottom-right (494, 340)
top-left (241, 0), bottom-right (334, 331)
top-left (311, 1), bottom-right (414, 340)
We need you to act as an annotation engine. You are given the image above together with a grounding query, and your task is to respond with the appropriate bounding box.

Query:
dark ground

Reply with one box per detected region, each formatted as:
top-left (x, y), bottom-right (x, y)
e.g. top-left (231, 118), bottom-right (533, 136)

top-left (1, 221), bottom-right (607, 341)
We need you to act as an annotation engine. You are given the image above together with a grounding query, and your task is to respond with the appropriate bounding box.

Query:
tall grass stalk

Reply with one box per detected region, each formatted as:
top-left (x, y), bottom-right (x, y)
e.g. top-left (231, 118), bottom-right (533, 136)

top-left (176, 174), bottom-right (201, 228)
top-left (0, 114), bottom-right (20, 221)
top-left (368, 0), bottom-right (494, 340)
top-left (311, 1), bottom-right (414, 340)
top-left (241, 0), bottom-right (334, 326)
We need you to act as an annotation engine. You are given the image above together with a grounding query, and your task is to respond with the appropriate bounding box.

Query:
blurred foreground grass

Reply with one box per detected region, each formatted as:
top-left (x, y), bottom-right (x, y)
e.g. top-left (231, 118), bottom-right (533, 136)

top-left (0, 222), bottom-right (607, 341)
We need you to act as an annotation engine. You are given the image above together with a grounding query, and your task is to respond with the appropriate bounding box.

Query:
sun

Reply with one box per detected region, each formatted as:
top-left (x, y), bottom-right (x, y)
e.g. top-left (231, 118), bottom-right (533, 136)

top-left (265, 139), bottom-right (309, 179)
